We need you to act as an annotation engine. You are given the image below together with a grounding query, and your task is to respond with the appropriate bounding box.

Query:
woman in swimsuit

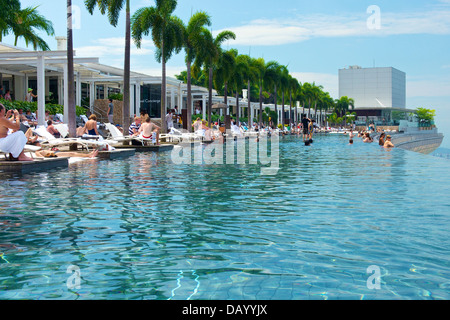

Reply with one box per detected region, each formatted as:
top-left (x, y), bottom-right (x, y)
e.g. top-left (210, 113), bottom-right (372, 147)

top-left (83, 115), bottom-right (100, 136)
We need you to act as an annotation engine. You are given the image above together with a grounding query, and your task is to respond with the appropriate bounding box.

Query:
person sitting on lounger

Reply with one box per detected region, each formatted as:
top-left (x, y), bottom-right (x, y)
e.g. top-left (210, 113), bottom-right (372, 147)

top-left (0, 104), bottom-right (33, 161)
top-left (46, 120), bottom-right (61, 138)
top-left (82, 114), bottom-right (100, 136)
top-left (129, 116), bottom-right (141, 137)
top-left (35, 149), bottom-right (99, 159)
top-left (138, 116), bottom-right (160, 145)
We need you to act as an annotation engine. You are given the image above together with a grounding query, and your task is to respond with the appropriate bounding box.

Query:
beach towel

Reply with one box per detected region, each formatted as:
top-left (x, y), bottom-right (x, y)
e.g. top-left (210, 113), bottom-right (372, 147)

top-left (0, 131), bottom-right (27, 158)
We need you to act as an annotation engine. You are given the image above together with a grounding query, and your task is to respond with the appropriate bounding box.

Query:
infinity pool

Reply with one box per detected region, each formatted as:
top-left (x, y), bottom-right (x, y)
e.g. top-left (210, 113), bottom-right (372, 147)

top-left (0, 134), bottom-right (449, 300)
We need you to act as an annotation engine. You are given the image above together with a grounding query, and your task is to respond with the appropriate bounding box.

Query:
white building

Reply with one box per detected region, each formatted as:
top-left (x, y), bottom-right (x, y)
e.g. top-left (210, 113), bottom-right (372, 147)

top-left (339, 66), bottom-right (409, 124)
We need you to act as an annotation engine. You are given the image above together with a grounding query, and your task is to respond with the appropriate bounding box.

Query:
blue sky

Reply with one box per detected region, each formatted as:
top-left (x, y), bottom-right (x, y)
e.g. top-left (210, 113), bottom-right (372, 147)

top-left (3, 0), bottom-right (450, 147)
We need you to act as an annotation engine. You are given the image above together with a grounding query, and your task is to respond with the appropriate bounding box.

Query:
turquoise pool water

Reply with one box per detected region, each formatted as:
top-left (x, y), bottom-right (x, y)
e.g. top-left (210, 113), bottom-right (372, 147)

top-left (0, 134), bottom-right (449, 300)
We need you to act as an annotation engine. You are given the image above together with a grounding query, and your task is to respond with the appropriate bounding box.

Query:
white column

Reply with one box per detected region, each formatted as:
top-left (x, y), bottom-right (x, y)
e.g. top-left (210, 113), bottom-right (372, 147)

top-left (36, 55), bottom-right (46, 126)
top-left (24, 74), bottom-right (29, 101)
top-left (58, 76), bottom-right (64, 105)
top-left (76, 72), bottom-right (81, 107)
top-left (136, 84), bottom-right (141, 114)
top-left (130, 84), bottom-right (135, 117)
top-left (202, 95), bottom-right (206, 119)
top-left (63, 64), bottom-right (69, 122)
top-left (104, 84), bottom-right (108, 100)
top-left (178, 83), bottom-right (182, 110)
top-left (89, 82), bottom-right (95, 113)
top-left (251, 105), bottom-right (254, 123)
top-left (170, 88), bottom-right (175, 110)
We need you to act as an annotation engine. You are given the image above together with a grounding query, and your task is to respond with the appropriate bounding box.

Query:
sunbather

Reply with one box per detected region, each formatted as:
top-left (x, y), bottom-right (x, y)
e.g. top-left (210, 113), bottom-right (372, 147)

top-left (138, 116), bottom-right (160, 145)
top-left (82, 114), bottom-right (100, 136)
top-left (0, 104), bottom-right (33, 161)
top-left (47, 120), bottom-right (61, 138)
top-left (35, 149), bottom-right (99, 159)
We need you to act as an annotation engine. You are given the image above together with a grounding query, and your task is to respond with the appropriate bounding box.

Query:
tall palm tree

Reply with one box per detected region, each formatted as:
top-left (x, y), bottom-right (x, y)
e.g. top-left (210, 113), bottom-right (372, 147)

top-left (85, 0), bottom-right (132, 132)
top-left (238, 54), bottom-right (258, 126)
top-left (132, 0), bottom-right (184, 133)
top-left (263, 61), bottom-right (280, 126)
top-left (182, 11), bottom-right (211, 131)
top-left (194, 28), bottom-right (235, 127)
top-left (10, 5), bottom-right (54, 51)
top-left (279, 65), bottom-right (289, 127)
top-left (67, 0), bottom-right (76, 138)
top-left (230, 53), bottom-right (246, 125)
top-left (311, 83), bottom-right (324, 121)
top-left (252, 57), bottom-right (266, 127)
top-left (214, 48), bottom-right (236, 126)
top-left (0, 0), bottom-right (21, 42)
top-left (289, 75), bottom-right (300, 125)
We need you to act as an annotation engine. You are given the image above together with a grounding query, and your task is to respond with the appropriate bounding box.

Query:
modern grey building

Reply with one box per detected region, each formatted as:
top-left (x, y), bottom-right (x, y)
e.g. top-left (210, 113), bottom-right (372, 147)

top-left (339, 66), bottom-right (409, 124)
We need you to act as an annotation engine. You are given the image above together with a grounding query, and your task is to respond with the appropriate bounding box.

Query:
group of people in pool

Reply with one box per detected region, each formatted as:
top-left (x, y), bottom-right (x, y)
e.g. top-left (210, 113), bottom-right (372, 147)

top-left (350, 130), bottom-right (395, 148)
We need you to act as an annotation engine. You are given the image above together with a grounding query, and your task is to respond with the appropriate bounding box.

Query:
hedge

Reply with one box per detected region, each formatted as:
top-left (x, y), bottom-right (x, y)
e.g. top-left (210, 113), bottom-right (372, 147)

top-left (0, 99), bottom-right (87, 116)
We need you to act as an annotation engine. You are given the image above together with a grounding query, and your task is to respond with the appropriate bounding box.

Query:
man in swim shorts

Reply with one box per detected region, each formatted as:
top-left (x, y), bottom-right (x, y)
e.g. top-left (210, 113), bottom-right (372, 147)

top-left (0, 104), bottom-right (33, 161)
top-left (139, 116), bottom-right (160, 145)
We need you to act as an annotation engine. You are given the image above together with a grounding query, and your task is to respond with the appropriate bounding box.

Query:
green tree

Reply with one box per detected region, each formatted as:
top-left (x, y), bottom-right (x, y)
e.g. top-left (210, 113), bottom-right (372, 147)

top-left (193, 27), bottom-right (235, 127)
top-left (85, 0), bottom-right (133, 131)
top-left (0, 0), bottom-right (21, 42)
top-left (67, 0), bottom-right (76, 137)
top-left (132, 0), bottom-right (184, 133)
top-left (416, 107), bottom-right (436, 126)
top-left (11, 5), bottom-right (54, 50)
top-left (182, 11), bottom-right (211, 132)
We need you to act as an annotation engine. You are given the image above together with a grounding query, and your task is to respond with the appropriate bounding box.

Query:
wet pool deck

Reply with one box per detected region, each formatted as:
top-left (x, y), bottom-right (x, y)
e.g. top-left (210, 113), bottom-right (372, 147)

top-left (0, 157), bottom-right (69, 174)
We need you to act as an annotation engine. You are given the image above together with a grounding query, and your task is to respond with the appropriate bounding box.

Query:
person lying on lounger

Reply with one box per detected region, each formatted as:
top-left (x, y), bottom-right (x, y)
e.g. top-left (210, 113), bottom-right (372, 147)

top-left (35, 149), bottom-right (99, 158)
top-left (0, 104), bottom-right (33, 161)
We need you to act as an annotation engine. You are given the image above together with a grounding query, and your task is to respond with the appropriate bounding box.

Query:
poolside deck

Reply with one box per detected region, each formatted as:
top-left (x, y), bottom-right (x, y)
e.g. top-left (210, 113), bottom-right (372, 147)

top-left (117, 144), bottom-right (174, 153)
top-left (0, 157), bottom-right (69, 174)
top-left (97, 148), bottom-right (136, 160)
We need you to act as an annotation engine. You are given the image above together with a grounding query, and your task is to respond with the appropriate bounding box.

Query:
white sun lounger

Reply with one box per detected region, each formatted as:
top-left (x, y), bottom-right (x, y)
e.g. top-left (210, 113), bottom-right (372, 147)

top-left (104, 123), bottom-right (155, 146)
top-left (165, 128), bottom-right (203, 143)
top-left (33, 126), bottom-right (109, 151)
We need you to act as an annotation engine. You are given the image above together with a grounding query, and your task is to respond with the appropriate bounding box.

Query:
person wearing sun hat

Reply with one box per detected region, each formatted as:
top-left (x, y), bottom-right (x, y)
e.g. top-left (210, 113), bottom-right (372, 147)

top-left (25, 88), bottom-right (37, 102)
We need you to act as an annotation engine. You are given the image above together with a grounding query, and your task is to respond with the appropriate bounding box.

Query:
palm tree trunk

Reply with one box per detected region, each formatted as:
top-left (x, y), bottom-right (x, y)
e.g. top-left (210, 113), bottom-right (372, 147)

top-left (224, 81), bottom-right (230, 129)
top-left (186, 60), bottom-right (192, 132)
top-left (208, 66), bottom-right (213, 128)
top-left (281, 91), bottom-right (285, 127)
top-left (122, 0), bottom-right (131, 132)
top-left (289, 91), bottom-right (292, 126)
top-left (236, 89), bottom-right (239, 126)
top-left (67, 0), bottom-right (76, 139)
top-left (247, 79), bottom-right (251, 126)
top-left (161, 41), bottom-right (167, 133)
top-left (259, 80), bottom-right (263, 127)
top-left (274, 85), bottom-right (278, 126)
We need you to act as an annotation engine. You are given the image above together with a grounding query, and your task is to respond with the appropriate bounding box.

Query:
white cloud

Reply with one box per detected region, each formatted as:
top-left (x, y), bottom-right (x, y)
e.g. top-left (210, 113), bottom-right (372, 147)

top-left (291, 72), bottom-right (339, 98)
top-left (216, 9), bottom-right (450, 46)
top-left (75, 37), bottom-right (154, 58)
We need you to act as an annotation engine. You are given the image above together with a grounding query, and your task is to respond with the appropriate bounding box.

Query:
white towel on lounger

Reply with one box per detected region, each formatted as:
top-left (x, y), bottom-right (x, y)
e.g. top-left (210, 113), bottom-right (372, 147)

top-left (0, 131), bottom-right (27, 158)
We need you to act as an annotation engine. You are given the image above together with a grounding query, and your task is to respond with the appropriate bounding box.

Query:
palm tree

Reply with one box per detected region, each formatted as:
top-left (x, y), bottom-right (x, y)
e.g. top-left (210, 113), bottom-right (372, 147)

top-left (230, 53), bottom-right (246, 125)
top-left (214, 49), bottom-right (236, 127)
top-left (336, 96), bottom-right (355, 126)
top-left (0, 0), bottom-right (21, 42)
top-left (194, 28), bottom-right (235, 127)
top-left (289, 75), bottom-right (300, 125)
top-left (132, 0), bottom-right (184, 133)
top-left (85, 0), bottom-right (132, 132)
top-left (10, 5), bottom-right (54, 51)
top-left (311, 83), bottom-right (324, 122)
top-left (279, 65), bottom-right (289, 127)
top-left (263, 61), bottom-right (280, 126)
top-left (67, 0), bottom-right (76, 138)
top-left (238, 54), bottom-right (259, 126)
top-left (252, 57), bottom-right (266, 127)
top-left (182, 11), bottom-right (211, 131)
